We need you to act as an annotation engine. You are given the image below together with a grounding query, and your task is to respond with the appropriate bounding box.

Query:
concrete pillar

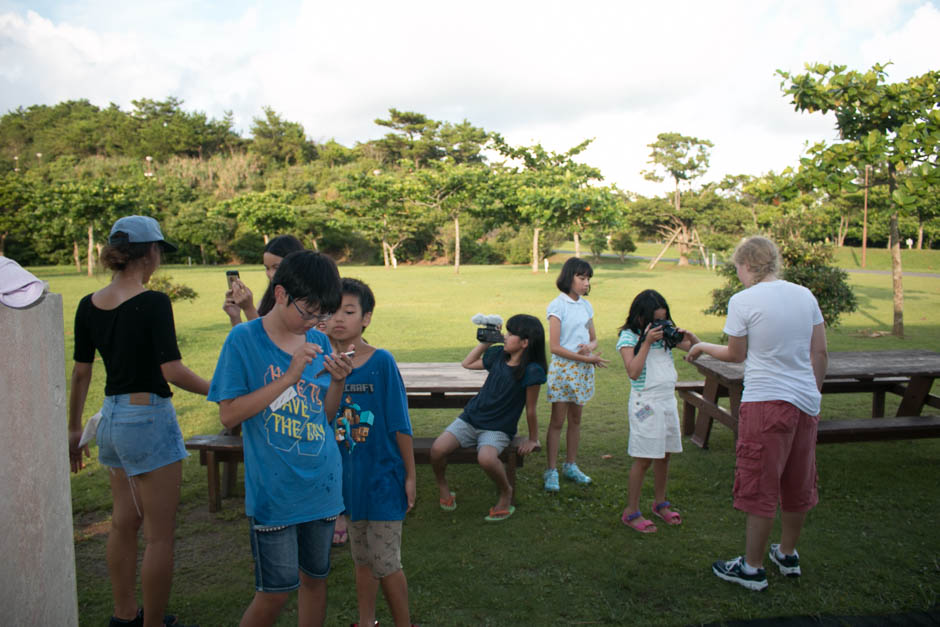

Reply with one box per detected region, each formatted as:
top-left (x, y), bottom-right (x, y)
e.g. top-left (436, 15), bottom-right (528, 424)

top-left (0, 293), bottom-right (79, 625)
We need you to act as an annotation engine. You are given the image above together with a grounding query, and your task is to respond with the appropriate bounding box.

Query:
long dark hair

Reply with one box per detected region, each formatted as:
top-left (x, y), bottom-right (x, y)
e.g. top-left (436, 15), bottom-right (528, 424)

top-left (258, 235), bottom-right (305, 316)
top-left (504, 314), bottom-right (547, 381)
top-left (555, 257), bottom-right (593, 295)
top-left (619, 289), bottom-right (673, 355)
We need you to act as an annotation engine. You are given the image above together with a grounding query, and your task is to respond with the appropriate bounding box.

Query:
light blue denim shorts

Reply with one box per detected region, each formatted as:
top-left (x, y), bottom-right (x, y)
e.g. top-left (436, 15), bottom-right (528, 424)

top-left (446, 417), bottom-right (511, 454)
top-left (248, 517), bottom-right (335, 592)
top-left (96, 393), bottom-right (187, 477)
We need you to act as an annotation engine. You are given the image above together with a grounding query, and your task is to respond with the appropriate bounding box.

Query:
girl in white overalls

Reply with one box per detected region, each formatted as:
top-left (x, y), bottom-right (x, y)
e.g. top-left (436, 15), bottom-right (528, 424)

top-left (616, 289), bottom-right (700, 533)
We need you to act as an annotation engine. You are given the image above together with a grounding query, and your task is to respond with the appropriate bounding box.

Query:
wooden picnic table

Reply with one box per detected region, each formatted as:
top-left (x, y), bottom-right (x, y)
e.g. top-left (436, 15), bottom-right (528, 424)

top-left (680, 349), bottom-right (940, 448)
top-left (398, 361), bottom-right (488, 408)
top-left (188, 362), bottom-right (492, 511)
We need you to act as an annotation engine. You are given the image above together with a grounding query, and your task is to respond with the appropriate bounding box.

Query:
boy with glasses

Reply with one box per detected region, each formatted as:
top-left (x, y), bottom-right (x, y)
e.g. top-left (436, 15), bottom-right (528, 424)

top-left (209, 251), bottom-right (354, 626)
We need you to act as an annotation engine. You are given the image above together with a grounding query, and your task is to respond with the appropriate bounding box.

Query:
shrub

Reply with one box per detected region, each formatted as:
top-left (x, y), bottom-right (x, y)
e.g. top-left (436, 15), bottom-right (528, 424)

top-left (586, 231), bottom-right (609, 260)
top-left (704, 237), bottom-right (857, 327)
top-left (148, 274), bottom-right (198, 303)
top-left (609, 231), bottom-right (637, 261)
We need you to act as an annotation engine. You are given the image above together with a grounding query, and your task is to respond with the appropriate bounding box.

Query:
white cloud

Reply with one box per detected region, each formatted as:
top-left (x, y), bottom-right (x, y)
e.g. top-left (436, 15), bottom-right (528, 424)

top-left (0, 0), bottom-right (937, 196)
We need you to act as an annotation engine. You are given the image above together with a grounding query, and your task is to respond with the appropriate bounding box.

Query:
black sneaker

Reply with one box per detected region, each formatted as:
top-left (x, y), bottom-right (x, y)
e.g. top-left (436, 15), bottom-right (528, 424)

top-left (712, 556), bottom-right (768, 591)
top-left (769, 544), bottom-right (801, 577)
top-left (109, 609), bottom-right (143, 627)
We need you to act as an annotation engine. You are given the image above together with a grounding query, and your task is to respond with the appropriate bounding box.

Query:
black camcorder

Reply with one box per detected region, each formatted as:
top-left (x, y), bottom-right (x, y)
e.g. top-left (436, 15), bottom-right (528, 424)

top-left (472, 313), bottom-right (504, 344)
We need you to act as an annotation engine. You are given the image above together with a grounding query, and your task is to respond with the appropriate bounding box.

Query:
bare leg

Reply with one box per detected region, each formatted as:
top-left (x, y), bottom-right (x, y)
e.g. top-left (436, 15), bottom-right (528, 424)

top-left (546, 402), bottom-right (567, 469)
top-left (134, 461), bottom-right (183, 627)
top-left (564, 403), bottom-right (583, 464)
top-left (296, 571), bottom-right (327, 627)
top-left (652, 454), bottom-right (670, 503)
top-left (627, 458), bottom-right (652, 513)
top-left (778, 510), bottom-right (808, 555)
top-left (430, 432), bottom-right (460, 501)
top-left (107, 468), bottom-right (143, 621)
top-left (478, 445), bottom-right (512, 511)
top-left (355, 565), bottom-right (380, 626)
top-left (744, 513), bottom-right (775, 569)
top-left (380, 569), bottom-right (411, 627)
top-left (239, 591), bottom-right (288, 627)
top-left (333, 514), bottom-right (347, 543)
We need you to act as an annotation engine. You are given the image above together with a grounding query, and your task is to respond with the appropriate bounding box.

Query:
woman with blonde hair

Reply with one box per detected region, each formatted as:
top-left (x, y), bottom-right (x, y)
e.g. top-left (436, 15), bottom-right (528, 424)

top-left (687, 235), bottom-right (828, 591)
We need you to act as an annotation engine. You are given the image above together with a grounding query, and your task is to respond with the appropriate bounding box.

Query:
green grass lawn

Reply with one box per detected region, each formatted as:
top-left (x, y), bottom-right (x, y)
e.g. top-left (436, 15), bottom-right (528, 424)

top-left (34, 254), bottom-right (940, 626)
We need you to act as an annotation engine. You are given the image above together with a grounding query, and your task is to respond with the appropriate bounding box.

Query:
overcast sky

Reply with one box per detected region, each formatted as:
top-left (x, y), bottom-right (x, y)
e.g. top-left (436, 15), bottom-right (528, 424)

top-left (1, 0), bottom-right (938, 196)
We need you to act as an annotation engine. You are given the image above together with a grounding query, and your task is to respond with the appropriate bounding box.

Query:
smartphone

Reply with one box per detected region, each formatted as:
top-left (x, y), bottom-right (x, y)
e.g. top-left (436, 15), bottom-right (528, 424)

top-left (226, 270), bottom-right (240, 289)
top-left (315, 351), bottom-right (355, 376)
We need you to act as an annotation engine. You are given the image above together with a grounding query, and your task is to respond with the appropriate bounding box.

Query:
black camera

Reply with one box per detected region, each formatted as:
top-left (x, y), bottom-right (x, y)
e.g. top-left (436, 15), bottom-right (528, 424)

top-left (472, 313), bottom-right (504, 344)
top-left (650, 319), bottom-right (685, 349)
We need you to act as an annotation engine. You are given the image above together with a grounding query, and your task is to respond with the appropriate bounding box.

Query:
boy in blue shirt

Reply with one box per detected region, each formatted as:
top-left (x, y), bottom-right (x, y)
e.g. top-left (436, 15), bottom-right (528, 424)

top-left (208, 251), bottom-right (353, 627)
top-left (326, 278), bottom-right (415, 627)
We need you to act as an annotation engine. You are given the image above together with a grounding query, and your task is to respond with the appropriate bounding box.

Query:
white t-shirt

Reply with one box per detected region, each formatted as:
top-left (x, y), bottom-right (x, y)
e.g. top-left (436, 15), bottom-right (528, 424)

top-left (724, 280), bottom-right (824, 416)
top-left (547, 293), bottom-right (594, 353)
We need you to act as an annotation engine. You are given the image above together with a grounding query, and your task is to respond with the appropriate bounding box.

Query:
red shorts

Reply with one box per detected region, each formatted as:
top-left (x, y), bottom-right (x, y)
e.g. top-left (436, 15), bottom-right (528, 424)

top-left (732, 400), bottom-right (819, 518)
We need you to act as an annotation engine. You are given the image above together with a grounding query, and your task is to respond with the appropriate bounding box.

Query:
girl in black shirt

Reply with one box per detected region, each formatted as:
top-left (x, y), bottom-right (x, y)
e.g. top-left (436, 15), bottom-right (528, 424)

top-left (68, 215), bottom-right (209, 627)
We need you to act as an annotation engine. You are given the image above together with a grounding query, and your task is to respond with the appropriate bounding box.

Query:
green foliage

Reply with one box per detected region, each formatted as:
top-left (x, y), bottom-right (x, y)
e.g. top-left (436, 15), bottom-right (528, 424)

top-left (249, 107), bottom-right (316, 167)
top-left (704, 237), bottom-right (858, 327)
top-left (586, 230), bottom-right (609, 260)
top-left (609, 230), bottom-right (637, 260)
top-left (641, 131), bottom-right (713, 186)
top-left (146, 273), bottom-right (198, 302)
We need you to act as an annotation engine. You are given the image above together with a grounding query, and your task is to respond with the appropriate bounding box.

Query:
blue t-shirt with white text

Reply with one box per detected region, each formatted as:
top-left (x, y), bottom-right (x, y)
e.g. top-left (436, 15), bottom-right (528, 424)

top-left (208, 319), bottom-right (343, 526)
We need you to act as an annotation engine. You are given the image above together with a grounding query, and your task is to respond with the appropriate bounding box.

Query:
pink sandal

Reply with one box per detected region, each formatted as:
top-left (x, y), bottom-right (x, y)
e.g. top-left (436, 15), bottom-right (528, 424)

top-left (652, 500), bottom-right (681, 525)
top-left (621, 509), bottom-right (657, 533)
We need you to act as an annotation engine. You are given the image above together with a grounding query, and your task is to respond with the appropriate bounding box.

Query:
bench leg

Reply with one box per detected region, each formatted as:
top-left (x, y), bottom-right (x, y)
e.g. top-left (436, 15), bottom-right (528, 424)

top-left (872, 390), bottom-right (886, 418)
top-left (206, 451), bottom-right (221, 513)
top-left (691, 378), bottom-right (721, 448)
top-left (897, 375), bottom-right (933, 417)
top-left (681, 396), bottom-right (696, 436)
top-left (222, 461), bottom-right (238, 499)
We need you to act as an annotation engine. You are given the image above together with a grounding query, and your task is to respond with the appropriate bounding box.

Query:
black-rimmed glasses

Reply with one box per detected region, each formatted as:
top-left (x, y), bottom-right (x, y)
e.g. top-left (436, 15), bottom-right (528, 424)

top-left (289, 296), bottom-right (332, 323)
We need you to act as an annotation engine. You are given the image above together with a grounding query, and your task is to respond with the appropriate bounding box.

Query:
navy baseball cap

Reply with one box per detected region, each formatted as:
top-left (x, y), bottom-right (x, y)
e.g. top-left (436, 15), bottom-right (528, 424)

top-left (108, 215), bottom-right (177, 252)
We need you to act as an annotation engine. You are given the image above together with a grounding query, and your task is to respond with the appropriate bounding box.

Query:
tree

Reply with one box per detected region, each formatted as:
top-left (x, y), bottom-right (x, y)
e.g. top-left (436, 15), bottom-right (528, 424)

top-left (778, 62), bottom-right (940, 337)
top-left (641, 132), bottom-right (714, 266)
top-left (249, 107), bottom-right (316, 167)
top-left (217, 190), bottom-right (298, 243)
top-left (169, 202), bottom-right (231, 264)
top-left (0, 173), bottom-right (30, 256)
top-left (373, 109), bottom-right (443, 170)
top-left (609, 230), bottom-right (637, 261)
top-left (414, 161), bottom-right (489, 273)
top-left (339, 170), bottom-right (432, 268)
top-left (493, 136), bottom-right (600, 271)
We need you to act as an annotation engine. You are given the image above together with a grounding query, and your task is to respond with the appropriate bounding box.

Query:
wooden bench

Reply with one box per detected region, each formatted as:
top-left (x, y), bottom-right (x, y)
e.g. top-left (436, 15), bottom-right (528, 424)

top-left (185, 433), bottom-right (540, 512)
top-left (185, 433), bottom-right (244, 513)
top-left (816, 416), bottom-right (940, 444)
top-left (677, 377), bottom-right (927, 446)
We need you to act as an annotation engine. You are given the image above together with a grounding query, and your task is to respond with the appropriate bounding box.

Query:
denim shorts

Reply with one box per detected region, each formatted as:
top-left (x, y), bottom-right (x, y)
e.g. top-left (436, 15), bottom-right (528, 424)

top-left (96, 393), bottom-right (187, 477)
top-left (249, 517), bottom-right (335, 592)
top-left (446, 417), bottom-right (511, 454)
